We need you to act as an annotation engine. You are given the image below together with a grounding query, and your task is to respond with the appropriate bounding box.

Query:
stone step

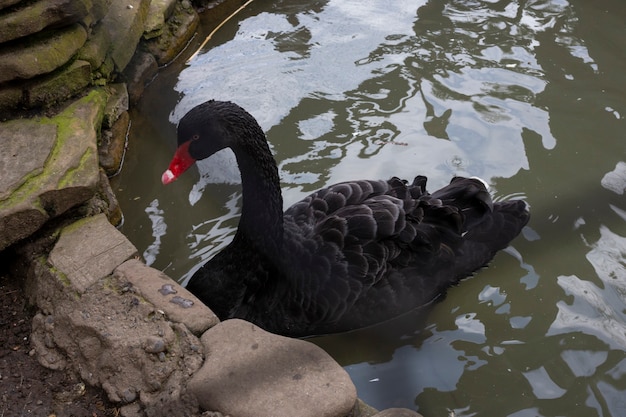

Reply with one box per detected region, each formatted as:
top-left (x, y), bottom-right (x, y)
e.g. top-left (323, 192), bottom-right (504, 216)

top-left (190, 318), bottom-right (358, 417)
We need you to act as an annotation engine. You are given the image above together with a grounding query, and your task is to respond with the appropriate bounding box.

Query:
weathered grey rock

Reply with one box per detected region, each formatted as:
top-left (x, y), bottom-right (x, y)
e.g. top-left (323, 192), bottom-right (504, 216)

top-left (99, 111), bottom-right (130, 176)
top-left (190, 319), bottom-right (357, 417)
top-left (144, 0), bottom-right (199, 65)
top-left (144, 0), bottom-right (178, 39)
top-left (0, 23), bottom-right (87, 84)
top-left (83, 169), bottom-right (124, 225)
top-left (102, 0), bottom-right (151, 72)
top-left (48, 214), bottom-right (138, 293)
top-left (90, 0), bottom-right (113, 23)
top-left (0, 0), bottom-right (90, 44)
top-left (123, 50), bottom-right (158, 105)
top-left (354, 399), bottom-right (380, 417)
top-left (0, 122), bottom-right (57, 200)
top-left (103, 83), bottom-right (129, 128)
top-left (372, 409), bottom-right (424, 417)
top-left (0, 90), bottom-right (107, 250)
top-left (78, 21), bottom-right (113, 75)
top-left (119, 402), bottom-right (143, 417)
top-left (114, 259), bottom-right (219, 335)
top-left (25, 59), bottom-right (92, 108)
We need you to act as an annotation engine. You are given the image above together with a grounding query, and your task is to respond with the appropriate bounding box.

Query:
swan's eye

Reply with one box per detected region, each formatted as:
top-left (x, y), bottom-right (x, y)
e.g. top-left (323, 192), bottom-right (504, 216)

top-left (192, 134), bottom-right (200, 141)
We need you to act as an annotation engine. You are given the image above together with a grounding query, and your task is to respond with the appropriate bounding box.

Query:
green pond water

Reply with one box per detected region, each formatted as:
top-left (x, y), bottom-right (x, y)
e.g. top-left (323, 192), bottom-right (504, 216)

top-left (115, 0), bottom-right (626, 415)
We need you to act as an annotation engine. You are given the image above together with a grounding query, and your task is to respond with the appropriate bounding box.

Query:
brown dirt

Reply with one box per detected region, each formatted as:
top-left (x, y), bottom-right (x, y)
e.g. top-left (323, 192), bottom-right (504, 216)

top-left (0, 272), bottom-right (119, 417)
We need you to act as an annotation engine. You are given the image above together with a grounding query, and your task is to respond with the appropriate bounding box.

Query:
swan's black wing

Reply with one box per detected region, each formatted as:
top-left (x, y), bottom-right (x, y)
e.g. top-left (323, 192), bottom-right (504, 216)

top-left (281, 176), bottom-right (528, 335)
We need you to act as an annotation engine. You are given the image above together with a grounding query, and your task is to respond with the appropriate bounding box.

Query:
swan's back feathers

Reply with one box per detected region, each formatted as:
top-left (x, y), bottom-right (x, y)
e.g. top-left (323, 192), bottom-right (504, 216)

top-left (272, 176), bottom-right (528, 335)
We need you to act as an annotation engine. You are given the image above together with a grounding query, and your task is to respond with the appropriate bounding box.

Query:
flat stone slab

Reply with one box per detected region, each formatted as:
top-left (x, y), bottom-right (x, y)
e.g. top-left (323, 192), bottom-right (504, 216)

top-left (48, 214), bottom-right (138, 293)
top-left (190, 319), bottom-right (357, 417)
top-left (114, 259), bottom-right (219, 335)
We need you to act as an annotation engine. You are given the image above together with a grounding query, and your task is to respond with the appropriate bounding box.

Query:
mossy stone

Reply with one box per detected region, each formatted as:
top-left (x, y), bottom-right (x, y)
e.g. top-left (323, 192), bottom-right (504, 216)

top-left (0, 23), bottom-right (88, 84)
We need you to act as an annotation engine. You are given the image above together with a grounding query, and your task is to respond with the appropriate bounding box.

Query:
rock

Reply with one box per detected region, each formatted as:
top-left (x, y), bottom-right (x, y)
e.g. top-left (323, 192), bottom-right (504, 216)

top-left (120, 402), bottom-right (143, 417)
top-left (102, 83), bottom-right (129, 128)
top-left (90, 0), bottom-right (113, 23)
top-left (78, 21), bottom-right (113, 77)
top-left (99, 111), bottom-right (130, 176)
top-left (24, 59), bottom-right (92, 108)
top-left (0, 121), bottom-right (57, 201)
top-left (0, 0), bottom-right (90, 44)
top-left (98, 168), bottom-right (124, 224)
top-left (80, 169), bottom-right (124, 225)
top-left (354, 399), bottom-right (380, 417)
top-left (114, 259), bottom-right (219, 335)
top-left (144, 1), bottom-right (199, 65)
top-left (123, 50), bottom-right (158, 105)
top-left (189, 319), bottom-right (357, 417)
top-left (0, 90), bottom-right (107, 251)
top-left (372, 409), bottom-right (424, 417)
top-left (102, 0), bottom-right (151, 72)
top-left (144, 0), bottom-right (178, 39)
top-left (28, 270), bottom-right (203, 415)
top-left (48, 214), bottom-right (138, 293)
top-left (0, 23), bottom-right (88, 84)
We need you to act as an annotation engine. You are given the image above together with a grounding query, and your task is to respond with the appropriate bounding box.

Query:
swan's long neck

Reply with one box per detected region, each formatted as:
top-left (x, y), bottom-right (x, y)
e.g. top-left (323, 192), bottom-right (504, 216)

top-left (231, 124), bottom-right (284, 257)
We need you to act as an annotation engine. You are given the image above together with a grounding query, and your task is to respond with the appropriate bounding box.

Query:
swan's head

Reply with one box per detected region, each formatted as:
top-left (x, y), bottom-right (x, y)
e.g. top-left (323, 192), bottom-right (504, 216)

top-left (162, 100), bottom-right (243, 184)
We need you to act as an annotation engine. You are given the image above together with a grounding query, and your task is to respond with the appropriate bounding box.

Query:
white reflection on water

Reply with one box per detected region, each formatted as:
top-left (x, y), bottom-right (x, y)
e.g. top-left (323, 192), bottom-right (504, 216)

top-left (549, 225), bottom-right (626, 350)
top-left (601, 161), bottom-right (626, 195)
top-left (143, 199), bottom-right (166, 266)
top-left (183, 192), bottom-right (241, 283)
top-left (522, 366), bottom-right (567, 400)
top-left (172, 1), bottom-right (423, 127)
top-left (560, 350), bottom-right (608, 378)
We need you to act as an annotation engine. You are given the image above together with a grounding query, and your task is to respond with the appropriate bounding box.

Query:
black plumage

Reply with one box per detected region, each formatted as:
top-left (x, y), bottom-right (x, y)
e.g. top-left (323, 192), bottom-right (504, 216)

top-left (162, 100), bottom-right (530, 337)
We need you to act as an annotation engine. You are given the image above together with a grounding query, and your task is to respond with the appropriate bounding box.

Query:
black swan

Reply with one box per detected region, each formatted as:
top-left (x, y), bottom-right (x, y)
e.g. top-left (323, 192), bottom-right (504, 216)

top-left (162, 100), bottom-right (530, 337)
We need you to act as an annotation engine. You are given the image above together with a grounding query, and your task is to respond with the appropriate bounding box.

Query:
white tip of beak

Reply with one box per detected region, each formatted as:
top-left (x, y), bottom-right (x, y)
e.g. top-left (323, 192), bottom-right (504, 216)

top-left (161, 169), bottom-right (176, 185)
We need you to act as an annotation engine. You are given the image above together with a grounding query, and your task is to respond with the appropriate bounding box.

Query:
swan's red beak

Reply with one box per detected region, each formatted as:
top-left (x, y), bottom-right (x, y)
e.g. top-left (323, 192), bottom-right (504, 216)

top-left (162, 141), bottom-right (196, 185)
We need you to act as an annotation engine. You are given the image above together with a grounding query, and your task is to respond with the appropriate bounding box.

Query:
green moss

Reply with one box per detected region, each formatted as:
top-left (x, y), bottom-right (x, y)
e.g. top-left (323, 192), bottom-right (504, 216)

top-left (101, 275), bottom-right (120, 293)
top-left (0, 172), bottom-right (48, 213)
top-left (54, 89), bottom-right (107, 141)
top-left (1, 90), bottom-right (107, 213)
top-left (47, 263), bottom-right (71, 288)
top-left (57, 146), bottom-right (96, 189)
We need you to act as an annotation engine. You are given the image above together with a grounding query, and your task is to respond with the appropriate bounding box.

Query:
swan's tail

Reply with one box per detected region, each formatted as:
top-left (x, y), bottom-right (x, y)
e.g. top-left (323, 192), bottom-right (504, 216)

top-left (428, 176), bottom-right (530, 266)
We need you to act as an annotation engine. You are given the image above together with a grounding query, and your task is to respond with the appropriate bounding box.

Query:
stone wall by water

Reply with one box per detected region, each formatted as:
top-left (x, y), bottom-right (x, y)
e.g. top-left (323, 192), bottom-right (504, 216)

top-left (0, 1), bottom-right (423, 416)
